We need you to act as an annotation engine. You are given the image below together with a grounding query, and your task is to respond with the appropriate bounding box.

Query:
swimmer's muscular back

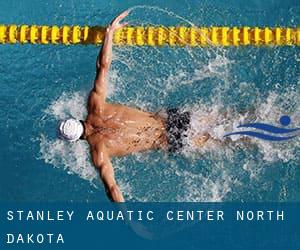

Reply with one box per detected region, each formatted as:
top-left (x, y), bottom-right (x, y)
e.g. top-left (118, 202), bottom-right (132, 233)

top-left (86, 90), bottom-right (167, 157)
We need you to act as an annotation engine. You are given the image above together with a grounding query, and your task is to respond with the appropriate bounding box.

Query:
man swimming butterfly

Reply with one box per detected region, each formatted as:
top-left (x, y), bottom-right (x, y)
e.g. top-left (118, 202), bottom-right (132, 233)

top-left (58, 11), bottom-right (210, 202)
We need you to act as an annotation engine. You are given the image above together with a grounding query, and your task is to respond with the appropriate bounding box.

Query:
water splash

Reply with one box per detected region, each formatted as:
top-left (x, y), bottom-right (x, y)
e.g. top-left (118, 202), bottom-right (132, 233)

top-left (37, 6), bottom-right (300, 202)
top-left (39, 89), bottom-right (300, 202)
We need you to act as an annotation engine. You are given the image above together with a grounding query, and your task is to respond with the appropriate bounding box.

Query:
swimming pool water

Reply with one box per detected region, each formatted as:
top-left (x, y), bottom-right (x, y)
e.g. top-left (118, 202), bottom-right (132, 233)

top-left (0, 0), bottom-right (299, 202)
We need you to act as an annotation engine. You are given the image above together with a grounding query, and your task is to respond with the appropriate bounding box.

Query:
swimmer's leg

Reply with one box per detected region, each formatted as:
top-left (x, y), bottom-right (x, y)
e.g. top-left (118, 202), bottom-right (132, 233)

top-left (190, 115), bottom-right (216, 147)
top-left (192, 132), bottom-right (211, 147)
top-left (192, 133), bottom-right (254, 148)
top-left (189, 107), bottom-right (260, 149)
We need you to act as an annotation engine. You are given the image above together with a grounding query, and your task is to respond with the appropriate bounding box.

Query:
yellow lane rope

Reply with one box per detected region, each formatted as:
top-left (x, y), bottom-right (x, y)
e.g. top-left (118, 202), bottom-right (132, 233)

top-left (0, 25), bottom-right (299, 46)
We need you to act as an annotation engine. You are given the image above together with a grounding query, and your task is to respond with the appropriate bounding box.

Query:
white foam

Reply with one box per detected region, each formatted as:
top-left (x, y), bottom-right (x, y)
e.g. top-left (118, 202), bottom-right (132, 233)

top-left (38, 73), bottom-right (300, 203)
top-left (45, 92), bottom-right (87, 120)
top-left (37, 7), bottom-right (299, 202)
top-left (181, 89), bottom-right (300, 163)
top-left (253, 90), bottom-right (300, 162)
top-left (39, 134), bottom-right (97, 183)
top-left (39, 92), bottom-right (98, 185)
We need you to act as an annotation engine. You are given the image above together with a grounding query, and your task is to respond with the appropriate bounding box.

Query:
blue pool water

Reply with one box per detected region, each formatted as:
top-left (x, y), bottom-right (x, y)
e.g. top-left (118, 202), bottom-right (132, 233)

top-left (0, 0), bottom-right (299, 202)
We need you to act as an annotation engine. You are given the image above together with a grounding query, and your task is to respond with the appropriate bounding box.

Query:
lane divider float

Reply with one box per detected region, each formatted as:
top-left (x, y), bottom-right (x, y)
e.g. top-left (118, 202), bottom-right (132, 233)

top-left (0, 25), bottom-right (299, 46)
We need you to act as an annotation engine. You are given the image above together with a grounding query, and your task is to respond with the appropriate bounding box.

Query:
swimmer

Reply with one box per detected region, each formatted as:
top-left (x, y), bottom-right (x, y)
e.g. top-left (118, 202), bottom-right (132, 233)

top-left (58, 11), bottom-right (211, 202)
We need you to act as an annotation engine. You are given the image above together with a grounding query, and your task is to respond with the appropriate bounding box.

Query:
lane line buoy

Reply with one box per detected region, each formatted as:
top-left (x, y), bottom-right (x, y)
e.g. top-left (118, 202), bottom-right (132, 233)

top-left (0, 25), bottom-right (299, 46)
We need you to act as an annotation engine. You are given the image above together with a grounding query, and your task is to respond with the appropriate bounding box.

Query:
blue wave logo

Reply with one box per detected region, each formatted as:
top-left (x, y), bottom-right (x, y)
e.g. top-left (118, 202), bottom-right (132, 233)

top-left (224, 116), bottom-right (300, 141)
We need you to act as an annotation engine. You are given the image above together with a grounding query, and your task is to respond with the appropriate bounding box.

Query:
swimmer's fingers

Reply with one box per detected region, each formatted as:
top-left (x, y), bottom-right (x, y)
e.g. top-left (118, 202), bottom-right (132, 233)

top-left (110, 10), bottom-right (130, 30)
top-left (114, 10), bottom-right (130, 23)
top-left (119, 22), bottom-right (129, 29)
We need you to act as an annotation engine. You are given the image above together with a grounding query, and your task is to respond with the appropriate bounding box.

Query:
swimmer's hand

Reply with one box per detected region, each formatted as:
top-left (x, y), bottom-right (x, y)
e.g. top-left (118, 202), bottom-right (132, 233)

top-left (107, 10), bottom-right (129, 33)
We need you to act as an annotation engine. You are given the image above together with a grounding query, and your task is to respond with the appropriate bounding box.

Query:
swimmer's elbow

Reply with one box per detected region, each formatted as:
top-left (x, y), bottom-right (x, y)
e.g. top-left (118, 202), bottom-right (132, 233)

top-left (92, 156), bottom-right (104, 169)
top-left (100, 58), bottom-right (111, 70)
top-left (96, 57), bottom-right (110, 72)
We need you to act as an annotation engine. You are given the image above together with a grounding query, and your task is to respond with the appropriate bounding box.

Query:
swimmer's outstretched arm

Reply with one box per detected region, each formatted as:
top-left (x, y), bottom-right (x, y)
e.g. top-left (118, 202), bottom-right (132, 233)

top-left (93, 11), bottom-right (129, 101)
top-left (92, 143), bottom-right (125, 202)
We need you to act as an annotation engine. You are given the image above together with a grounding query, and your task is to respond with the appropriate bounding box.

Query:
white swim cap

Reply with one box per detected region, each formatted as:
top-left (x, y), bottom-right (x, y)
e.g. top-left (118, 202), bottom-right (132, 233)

top-left (58, 118), bottom-right (84, 142)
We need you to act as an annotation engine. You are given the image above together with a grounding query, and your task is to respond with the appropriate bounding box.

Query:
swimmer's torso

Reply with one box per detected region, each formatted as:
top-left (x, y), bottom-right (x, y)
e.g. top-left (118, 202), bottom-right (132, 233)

top-left (85, 92), bottom-right (167, 156)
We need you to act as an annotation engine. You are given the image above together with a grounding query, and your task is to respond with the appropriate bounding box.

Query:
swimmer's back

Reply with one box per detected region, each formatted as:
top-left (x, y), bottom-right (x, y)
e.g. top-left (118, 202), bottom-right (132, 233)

top-left (86, 101), bottom-right (168, 156)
